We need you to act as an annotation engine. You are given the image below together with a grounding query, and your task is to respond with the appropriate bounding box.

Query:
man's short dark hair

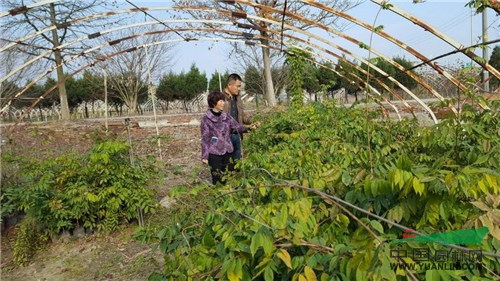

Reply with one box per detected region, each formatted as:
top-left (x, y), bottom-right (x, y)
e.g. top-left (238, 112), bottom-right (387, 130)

top-left (207, 91), bottom-right (226, 108)
top-left (226, 73), bottom-right (242, 85)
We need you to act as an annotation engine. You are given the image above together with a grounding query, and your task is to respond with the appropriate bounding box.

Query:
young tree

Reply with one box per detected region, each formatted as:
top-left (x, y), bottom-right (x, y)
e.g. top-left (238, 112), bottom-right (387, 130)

top-left (243, 66), bottom-right (261, 96)
top-left (208, 70), bottom-right (229, 92)
top-left (316, 61), bottom-right (337, 98)
top-left (302, 63), bottom-right (321, 97)
top-left (182, 64), bottom-right (208, 111)
top-left (78, 70), bottom-right (107, 117)
top-left (0, 42), bottom-right (45, 111)
top-left (157, 65), bottom-right (207, 112)
top-left (228, 42), bottom-right (289, 100)
top-left (172, 0), bottom-right (361, 107)
top-left (157, 71), bottom-right (180, 111)
top-left (393, 57), bottom-right (418, 91)
top-left (361, 57), bottom-right (396, 94)
top-left (1, 81), bottom-right (21, 109)
top-left (101, 26), bottom-right (175, 114)
top-left (2, 0), bottom-right (119, 120)
top-left (42, 77), bottom-right (62, 109)
top-left (333, 56), bottom-right (360, 100)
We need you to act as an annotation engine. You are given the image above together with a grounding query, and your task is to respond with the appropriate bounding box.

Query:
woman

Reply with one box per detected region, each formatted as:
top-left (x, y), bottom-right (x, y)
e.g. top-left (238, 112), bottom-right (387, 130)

top-left (201, 91), bottom-right (250, 185)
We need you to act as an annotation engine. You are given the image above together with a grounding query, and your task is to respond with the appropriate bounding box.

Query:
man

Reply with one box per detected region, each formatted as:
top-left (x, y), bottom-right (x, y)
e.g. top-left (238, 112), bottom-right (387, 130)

top-left (223, 73), bottom-right (252, 161)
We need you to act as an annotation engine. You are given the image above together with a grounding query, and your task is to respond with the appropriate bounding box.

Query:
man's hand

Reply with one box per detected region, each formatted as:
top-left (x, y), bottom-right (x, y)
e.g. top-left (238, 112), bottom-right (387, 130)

top-left (202, 159), bottom-right (208, 164)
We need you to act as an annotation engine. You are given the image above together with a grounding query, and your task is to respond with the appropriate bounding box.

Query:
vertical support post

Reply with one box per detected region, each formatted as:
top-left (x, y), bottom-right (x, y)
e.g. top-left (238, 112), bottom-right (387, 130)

top-left (144, 46), bottom-right (163, 161)
top-left (124, 117), bottom-right (143, 227)
top-left (216, 40), bottom-right (223, 92)
top-left (482, 9), bottom-right (489, 93)
top-left (103, 68), bottom-right (109, 132)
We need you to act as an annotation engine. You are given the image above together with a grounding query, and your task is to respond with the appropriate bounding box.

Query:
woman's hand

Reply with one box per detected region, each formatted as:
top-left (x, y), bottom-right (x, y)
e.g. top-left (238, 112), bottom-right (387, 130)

top-left (202, 159), bottom-right (208, 164)
top-left (249, 121), bottom-right (261, 130)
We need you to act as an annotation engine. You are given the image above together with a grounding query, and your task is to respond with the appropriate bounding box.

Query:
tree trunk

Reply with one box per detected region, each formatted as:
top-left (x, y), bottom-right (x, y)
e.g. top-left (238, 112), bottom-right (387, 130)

top-left (49, 3), bottom-right (70, 120)
top-left (127, 95), bottom-right (137, 115)
top-left (84, 102), bottom-right (89, 118)
top-left (260, 36), bottom-right (276, 106)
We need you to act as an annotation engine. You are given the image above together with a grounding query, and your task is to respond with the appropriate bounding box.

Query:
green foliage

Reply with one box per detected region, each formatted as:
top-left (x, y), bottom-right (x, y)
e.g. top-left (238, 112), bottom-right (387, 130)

top-left (358, 42), bottom-right (370, 50)
top-left (157, 64), bottom-right (207, 104)
top-left (10, 71), bottom-right (125, 111)
top-left (184, 64), bottom-right (208, 100)
top-left (208, 70), bottom-right (229, 92)
top-left (157, 71), bottom-right (181, 103)
top-left (12, 216), bottom-right (47, 266)
top-left (374, 25), bottom-right (384, 33)
top-left (145, 100), bottom-right (499, 280)
top-left (285, 47), bottom-right (312, 107)
top-left (315, 61), bottom-right (337, 94)
top-left (243, 66), bottom-right (262, 96)
top-left (333, 56), bottom-right (360, 95)
top-left (1, 152), bottom-right (25, 223)
top-left (380, 1), bottom-right (394, 10)
top-left (3, 140), bottom-right (158, 235)
top-left (393, 57), bottom-right (418, 90)
top-left (465, 0), bottom-right (491, 13)
top-left (360, 56), bottom-right (417, 97)
top-left (362, 57), bottom-right (396, 93)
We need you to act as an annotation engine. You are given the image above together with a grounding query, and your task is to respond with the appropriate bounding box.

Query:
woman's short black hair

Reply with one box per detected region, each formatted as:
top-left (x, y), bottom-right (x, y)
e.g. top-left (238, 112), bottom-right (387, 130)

top-left (207, 91), bottom-right (226, 108)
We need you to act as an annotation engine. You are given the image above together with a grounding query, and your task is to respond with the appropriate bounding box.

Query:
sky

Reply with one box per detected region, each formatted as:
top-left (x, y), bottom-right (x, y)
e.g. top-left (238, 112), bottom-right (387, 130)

top-left (122, 0), bottom-right (499, 77)
top-left (3, 0), bottom-right (497, 81)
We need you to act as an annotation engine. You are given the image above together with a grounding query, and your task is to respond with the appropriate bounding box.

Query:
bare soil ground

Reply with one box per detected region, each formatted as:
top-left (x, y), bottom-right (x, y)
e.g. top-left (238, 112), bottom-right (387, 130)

top-left (1, 114), bottom-right (210, 281)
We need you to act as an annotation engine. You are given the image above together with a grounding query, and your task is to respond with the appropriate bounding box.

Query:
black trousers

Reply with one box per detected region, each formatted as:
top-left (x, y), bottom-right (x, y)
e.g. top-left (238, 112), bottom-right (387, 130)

top-left (208, 153), bottom-right (234, 185)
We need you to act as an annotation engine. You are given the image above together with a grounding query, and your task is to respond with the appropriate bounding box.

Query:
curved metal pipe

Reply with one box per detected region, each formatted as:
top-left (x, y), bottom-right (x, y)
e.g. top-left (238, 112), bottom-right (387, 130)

top-left (0, 18), bottom-right (408, 104)
top-left (4, 1), bottom-right (487, 96)
top-left (0, 19), bottom-right (231, 83)
top-left (12, 33), bottom-right (406, 121)
top-left (2, 6), bottom-right (440, 115)
top-left (370, 0), bottom-right (500, 80)
top-left (1, 18), bottom-right (412, 110)
top-left (227, 0), bottom-right (463, 114)
top-left (2, 25), bottom-right (412, 119)
top-left (1, 5), bottom-right (446, 120)
top-left (0, 0), bottom-right (59, 18)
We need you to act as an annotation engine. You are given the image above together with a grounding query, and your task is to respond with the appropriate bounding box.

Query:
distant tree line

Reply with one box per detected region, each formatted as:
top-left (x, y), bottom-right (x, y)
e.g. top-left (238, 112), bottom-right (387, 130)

top-left (1, 64), bottom-right (209, 117)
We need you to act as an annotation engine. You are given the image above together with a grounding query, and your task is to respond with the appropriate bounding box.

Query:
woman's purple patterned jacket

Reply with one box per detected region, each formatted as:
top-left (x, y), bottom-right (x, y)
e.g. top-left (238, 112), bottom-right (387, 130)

top-left (200, 110), bottom-right (247, 160)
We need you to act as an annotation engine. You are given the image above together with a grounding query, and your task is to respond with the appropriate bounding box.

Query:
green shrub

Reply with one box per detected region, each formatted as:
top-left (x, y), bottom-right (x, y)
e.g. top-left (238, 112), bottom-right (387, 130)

top-left (1, 152), bottom-right (25, 224)
top-left (146, 101), bottom-right (499, 280)
top-left (12, 216), bottom-right (47, 266)
top-left (4, 139), bottom-right (159, 265)
top-left (10, 140), bottom-right (159, 234)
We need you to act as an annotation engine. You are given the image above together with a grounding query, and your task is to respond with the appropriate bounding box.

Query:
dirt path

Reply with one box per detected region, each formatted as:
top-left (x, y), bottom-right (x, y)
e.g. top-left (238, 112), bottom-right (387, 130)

top-left (2, 226), bottom-right (163, 281)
